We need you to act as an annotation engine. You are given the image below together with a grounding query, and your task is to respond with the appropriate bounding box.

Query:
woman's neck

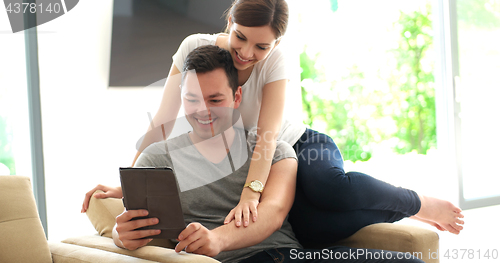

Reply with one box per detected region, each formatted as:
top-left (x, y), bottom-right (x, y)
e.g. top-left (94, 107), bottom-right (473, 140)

top-left (237, 66), bottom-right (253, 86)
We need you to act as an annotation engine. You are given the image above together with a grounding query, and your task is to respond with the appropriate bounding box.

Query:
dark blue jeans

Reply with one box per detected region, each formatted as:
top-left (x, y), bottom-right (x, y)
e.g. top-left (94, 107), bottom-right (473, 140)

top-left (239, 247), bottom-right (425, 263)
top-left (288, 129), bottom-right (421, 245)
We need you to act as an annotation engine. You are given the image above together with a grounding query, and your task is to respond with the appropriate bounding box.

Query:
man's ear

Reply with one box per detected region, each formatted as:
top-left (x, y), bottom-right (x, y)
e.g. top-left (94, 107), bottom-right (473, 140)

top-left (233, 86), bottom-right (242, 109)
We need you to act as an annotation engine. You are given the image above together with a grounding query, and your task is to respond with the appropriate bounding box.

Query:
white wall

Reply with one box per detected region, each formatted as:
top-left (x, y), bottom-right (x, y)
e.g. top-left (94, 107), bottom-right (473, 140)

top-left (36, 0), bottom-right (164, 241)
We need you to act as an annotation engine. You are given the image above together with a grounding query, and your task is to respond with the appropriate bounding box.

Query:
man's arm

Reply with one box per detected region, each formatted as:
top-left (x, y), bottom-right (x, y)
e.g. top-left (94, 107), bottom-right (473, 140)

top-left (175, 157), bottom-right (297, 256)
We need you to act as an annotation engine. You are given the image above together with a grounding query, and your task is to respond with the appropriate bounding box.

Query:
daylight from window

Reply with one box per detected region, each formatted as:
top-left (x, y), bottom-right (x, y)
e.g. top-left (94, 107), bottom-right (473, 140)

top-left (291, 0), bottom-right (442, 195)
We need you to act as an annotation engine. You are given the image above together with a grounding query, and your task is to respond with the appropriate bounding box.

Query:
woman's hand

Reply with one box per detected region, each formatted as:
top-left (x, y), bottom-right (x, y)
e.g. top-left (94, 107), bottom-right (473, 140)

top-left (81, 185), bottom-right (123, 213)
top-left (223, 188), bottom-right (261, 227)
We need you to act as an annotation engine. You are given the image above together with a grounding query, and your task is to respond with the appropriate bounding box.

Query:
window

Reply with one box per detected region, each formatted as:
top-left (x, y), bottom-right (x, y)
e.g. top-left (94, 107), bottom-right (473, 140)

top-left (1, 2), bottom-right (47, 233)
top-left (291, 0), bottom-right (442, 195)
top-left (454, 0), bottom-right (500, 209)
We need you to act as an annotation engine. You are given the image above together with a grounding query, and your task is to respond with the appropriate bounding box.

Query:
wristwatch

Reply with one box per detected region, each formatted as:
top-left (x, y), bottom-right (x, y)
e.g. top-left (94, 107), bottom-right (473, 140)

top-left (244, 180), bottom-right (264, 193)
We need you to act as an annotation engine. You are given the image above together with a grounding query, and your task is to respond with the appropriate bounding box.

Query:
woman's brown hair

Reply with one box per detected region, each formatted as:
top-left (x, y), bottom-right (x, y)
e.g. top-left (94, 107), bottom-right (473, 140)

top-left (224, 0), bottom-right (289, 39)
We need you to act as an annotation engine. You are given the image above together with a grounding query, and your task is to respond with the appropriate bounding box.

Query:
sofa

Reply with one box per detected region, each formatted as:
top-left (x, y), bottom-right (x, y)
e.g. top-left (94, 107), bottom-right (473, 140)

top-left (0, 175), bottom-right (439, 263)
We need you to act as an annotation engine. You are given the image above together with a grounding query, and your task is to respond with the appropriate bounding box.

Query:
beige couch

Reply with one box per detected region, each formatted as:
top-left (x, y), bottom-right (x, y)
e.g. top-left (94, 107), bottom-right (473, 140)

top-left (0, 175), bottom-right (440, 263)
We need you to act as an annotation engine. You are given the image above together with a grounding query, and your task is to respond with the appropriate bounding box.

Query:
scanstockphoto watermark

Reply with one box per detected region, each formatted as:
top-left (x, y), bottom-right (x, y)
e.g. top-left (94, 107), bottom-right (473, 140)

top-left (3, 0), bottom-right (79, 33)
top-left (289, 248), bottom-right (423, 261)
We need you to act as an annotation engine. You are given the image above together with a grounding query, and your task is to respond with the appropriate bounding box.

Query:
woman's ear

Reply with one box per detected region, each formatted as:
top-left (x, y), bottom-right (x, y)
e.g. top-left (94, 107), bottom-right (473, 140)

top-left (268, 38), bottom-right (281, 53)
top-left (274, 38), bottom-right (282, 48)
top-left (227, 16), bottom-right (233, 30)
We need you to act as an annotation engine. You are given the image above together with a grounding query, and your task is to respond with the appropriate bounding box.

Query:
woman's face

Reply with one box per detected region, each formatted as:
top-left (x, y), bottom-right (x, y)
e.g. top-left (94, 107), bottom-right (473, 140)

top-left (227, 22), bottom-right (278, 71)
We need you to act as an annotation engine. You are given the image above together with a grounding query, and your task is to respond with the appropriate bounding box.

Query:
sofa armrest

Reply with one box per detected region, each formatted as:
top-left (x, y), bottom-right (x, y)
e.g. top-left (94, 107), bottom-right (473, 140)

top-left (62, 235), bottom-right (220, 263)
top-left (49, 241), bottom-right (157, 263)
top-left (332, 223), bottom-right (439, 263)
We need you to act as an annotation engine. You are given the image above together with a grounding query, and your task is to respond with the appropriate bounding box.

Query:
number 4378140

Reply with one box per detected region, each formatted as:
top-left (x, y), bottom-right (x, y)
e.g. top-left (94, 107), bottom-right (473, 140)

top-left (443, 249), bottom-right (498, 260)
top-left (5, 3), bottom-right (62, 14)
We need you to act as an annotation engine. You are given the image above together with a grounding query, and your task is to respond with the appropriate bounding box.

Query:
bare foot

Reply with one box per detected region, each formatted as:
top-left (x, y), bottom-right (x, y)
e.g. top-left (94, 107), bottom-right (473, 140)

top-left (414, 195), bottom-right (464, 234)
top-left (410, 215), bottom-right (446, 231)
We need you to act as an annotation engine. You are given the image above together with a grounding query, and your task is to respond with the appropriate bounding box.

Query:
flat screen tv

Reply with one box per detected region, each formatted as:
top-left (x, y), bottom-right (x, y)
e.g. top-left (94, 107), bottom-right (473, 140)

top-left (109, 0), bottom-right (230, 87)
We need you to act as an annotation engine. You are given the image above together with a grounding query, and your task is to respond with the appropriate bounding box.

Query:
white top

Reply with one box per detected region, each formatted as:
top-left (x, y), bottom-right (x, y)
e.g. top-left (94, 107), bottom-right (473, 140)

top-left (172, 33), bottom-right (306, 145)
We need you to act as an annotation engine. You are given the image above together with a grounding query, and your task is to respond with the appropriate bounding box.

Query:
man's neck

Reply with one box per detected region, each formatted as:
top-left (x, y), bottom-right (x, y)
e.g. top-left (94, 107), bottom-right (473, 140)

top-left (189, 127), bottom-right (237, 163)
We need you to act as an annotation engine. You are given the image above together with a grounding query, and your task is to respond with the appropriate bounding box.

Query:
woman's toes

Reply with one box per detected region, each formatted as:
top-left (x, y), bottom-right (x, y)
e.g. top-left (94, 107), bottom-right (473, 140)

top-left (456, 218), bottom-right (464, 225)
top-left (450, 222), bottom-right (463, 233)
top-left (435, 224), bottom-right (446, 231)
top-left (447, 225), bottom-right (460, 234)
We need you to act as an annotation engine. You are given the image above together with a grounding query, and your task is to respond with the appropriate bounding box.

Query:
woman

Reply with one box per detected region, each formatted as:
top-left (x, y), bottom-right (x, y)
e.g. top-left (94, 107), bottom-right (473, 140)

top-left (82, 0), bottom-right (463, 245)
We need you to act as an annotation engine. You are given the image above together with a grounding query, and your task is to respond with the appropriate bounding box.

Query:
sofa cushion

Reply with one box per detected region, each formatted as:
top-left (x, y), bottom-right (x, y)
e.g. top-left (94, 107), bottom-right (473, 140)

top-left (0, 176), bottom-right (52, 263)
top-left (86, 190), bottom-right (124, 238)
top-left (333, 223), bottom-right (439, 263)
top-left (62, 235), bottom-right (220, 263)
top-left (49, 241), bottom-right (157, 263)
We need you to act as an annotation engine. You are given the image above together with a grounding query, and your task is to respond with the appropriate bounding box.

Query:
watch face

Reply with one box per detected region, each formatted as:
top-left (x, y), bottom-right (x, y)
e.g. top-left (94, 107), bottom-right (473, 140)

top-left (250, 180), bottom-right (264, 191)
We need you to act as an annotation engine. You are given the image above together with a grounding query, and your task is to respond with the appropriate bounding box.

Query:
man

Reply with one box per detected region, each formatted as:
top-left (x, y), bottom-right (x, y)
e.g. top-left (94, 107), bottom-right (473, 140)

top-left (112, 45), bottom-right (423, 263)
top-left (113, 45), bottom-right (300, 263)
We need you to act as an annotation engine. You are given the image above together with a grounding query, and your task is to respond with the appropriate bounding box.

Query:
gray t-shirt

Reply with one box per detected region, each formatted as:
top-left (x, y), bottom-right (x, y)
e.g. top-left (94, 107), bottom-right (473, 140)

top-left (135, 129), bottom-right (302, 262)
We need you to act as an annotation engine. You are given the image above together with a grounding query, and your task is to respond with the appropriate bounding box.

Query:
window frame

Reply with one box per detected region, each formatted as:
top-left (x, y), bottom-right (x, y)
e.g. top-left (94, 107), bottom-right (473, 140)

top-left (436, 0), bottom-right (500, 210)
top-left (23, 0), bottom-right (48, 236)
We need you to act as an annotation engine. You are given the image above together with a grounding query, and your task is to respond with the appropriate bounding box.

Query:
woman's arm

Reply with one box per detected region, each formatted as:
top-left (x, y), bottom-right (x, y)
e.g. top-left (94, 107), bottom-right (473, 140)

top-left (175, 157), bottom-right (297, 256)
top-left (82, 64), bottom-right (182, 212)
top-left (131, 64), bottom-right (182, 166)
top-left (224, 79), bottom-right (288, 226)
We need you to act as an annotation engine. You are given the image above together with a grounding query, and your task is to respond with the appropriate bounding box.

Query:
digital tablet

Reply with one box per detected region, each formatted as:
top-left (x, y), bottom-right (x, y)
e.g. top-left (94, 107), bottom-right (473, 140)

top-left (119, 167), bottom-right (185, 239)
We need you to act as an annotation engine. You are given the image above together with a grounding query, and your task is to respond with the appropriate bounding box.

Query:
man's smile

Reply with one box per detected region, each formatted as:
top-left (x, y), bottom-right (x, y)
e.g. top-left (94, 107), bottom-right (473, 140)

top-left (195, 117), bottom-right (216, 125)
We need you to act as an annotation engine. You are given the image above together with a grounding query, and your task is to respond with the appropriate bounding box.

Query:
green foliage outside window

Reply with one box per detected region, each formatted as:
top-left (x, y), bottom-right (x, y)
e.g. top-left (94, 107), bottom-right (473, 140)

top-left (457, 0), bottom-right (500, 28)
top-left (390, 4), bottom-right (436, 154)
top-left (300, 4), bottom-right (436, 162)
top-left (0, 115), bottom-right (15, 174)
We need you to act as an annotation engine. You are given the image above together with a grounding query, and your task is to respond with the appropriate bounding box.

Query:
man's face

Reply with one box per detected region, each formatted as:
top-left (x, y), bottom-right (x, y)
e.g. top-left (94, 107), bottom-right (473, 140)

top-left (181, 68), bottom-right (242, 142)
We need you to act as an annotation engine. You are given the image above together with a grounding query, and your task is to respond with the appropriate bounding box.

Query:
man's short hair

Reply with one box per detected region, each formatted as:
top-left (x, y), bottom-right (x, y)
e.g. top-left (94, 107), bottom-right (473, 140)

top-left (182, 45), bottom-right (239, 96)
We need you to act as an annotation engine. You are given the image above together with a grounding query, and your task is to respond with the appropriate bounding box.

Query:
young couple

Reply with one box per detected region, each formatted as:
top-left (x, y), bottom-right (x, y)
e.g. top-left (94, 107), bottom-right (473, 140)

top-left (81, 0), bottom-right (463, 262)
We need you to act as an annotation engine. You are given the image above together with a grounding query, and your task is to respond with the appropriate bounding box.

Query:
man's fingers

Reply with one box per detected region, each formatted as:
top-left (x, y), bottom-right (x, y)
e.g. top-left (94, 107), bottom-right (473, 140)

top-left (178, 223), bottom-right (201, 241)
top-left (116, 217), bottom-right (158, 234)
top-left (184, 236), bottom-right (204, 253)
top-left (114, 210), bottom-right (161, 251)
top-left (116, 210), bottom-right (143, 223)
top-left (116, 210), bottom-right (149, 223)
top-left (176, 224), bottom-right (202, 253)
top-left (128, 217), bottom-right (159, 232)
